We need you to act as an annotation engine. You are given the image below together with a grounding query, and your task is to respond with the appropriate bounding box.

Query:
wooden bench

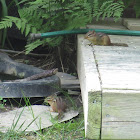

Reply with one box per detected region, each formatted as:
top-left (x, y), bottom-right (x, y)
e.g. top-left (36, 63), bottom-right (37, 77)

top-left (77, 34), bottom-right (140, 139)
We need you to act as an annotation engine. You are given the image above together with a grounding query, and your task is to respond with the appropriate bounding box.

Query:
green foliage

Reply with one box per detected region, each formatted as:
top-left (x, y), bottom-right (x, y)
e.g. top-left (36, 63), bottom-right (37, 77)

top-left (0, 0), bottom-right (140, 53)
top-left (1, 0), bottom-right (137, 53)
top-left (0, 96), bottom-right (6, 109)
top-left (0, 0), bottom-right (20, 48)
top-left (25, 39), bottom-right (44, 54)
top-left (0, 93), bottom-right (84, 139)
top-left (93, 0), bottom-right (124, 21)
top-left (123, 0), bottom-right (140, 18)
top-left (0, 16), bottom-right (37, 36)
top-left (37, 118), bottom-right (85, 139)
top-left (133, 0), bottom-right (140, 18)
top-left (0, 116), bottom-right (85, 140)
top-left (0, 0), bottom-right (8, 48)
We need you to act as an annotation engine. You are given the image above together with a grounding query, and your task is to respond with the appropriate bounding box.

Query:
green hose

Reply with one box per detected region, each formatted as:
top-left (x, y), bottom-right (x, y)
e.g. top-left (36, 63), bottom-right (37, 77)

top-left (30, 29), bottom-right (140, 40)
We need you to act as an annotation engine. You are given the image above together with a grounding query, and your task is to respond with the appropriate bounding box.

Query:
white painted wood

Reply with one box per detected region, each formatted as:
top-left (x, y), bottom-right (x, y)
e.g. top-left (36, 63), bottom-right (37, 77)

top-left (56, 72), bottom-right (80, 89)
top-left (123, 18), bottom-right (140, 31)
top-left (77, 31), bottom-right (140, 139)
top-left (92, 35), bottom-right (140, 139)
top-left (102, 93), bottom-right (140, 139)
top-left (109, 35), bottom-right (140, 47)
top-left (93, 43), bottom-right (140, 91)
top-left (77, 35), bottom-right (101, 139)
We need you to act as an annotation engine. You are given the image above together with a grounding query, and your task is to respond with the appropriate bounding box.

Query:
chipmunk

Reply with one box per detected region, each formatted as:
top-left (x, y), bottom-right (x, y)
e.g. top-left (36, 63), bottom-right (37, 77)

top-left (44, 94), bottom-right (67, 119)
top-left (85, 30), bottom-right (128, 47)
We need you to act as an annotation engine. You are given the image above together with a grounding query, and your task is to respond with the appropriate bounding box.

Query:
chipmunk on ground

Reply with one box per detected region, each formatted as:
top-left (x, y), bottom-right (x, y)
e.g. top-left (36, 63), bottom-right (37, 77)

top-left (85, 30), bottom-right (128, 47)
top-left (44, 94), bottom-right (67, 120)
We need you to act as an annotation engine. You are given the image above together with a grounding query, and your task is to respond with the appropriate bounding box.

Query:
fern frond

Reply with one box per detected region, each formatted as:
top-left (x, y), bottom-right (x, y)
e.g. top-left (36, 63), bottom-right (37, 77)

top-left (134, 0), bottom-right (140, 18)
top-left (93, 0), bottom-right (124, 21)
top-left (0, 16), bottom-right (37, 36)
top-left (25, 39), bottom-right (44, 54)
top-left (0, 0), bottom-right (126, 54)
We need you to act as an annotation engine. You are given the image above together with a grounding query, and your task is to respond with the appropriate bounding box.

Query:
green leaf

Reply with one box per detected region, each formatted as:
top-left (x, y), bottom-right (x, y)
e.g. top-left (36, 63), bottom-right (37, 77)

top-left (25, 39), bottom-right (43, 54)
top-left (21, 20), bottom-right (26, 34)
top-left (134, 0), bottom-right (140, 18)
top-left (15, 19), bottom-right (22, 30)
top-left (25, 24), bottom-right (30, 36)
top-left (31, 27), bottom-right (37, 33)
top-left (0, 0), bottom-right (8, 48)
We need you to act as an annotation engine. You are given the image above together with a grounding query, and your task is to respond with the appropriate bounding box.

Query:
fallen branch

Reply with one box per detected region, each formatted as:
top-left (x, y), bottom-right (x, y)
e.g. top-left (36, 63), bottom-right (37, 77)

top-left (7, 68), bottom-right (58, 82)
top-left (0, 49), bottom-right (49, 58)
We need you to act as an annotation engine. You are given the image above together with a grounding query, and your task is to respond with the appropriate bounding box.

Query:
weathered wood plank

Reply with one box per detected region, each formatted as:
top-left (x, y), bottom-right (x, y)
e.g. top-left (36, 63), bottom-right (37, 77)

top-left (93, 43), bottom-right (140, 91)
top-left (56, 72), bottom-right (77, 80)
top-left (102, 93), bottom-right (140, 139)
top-left (102, 89), bottom-right (140, 94)
top-left (123, 18), bottom-right (140, 31)
top-left (56, 72), bottom-right (80, 89)
top-left (92, 35), bottom-right (140, 139)
top-left (77, 35), bottom-right (102, 139)
top-left (60, 79), bottom-right (80, 89)
top-left (78, 33), bottom-right (140, 139)
top-left (86, 91), bottom-right (102, 139)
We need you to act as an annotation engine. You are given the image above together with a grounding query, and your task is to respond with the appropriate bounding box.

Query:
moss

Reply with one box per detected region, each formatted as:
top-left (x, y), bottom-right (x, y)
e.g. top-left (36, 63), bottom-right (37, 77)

top-left (86, 91), bottom-right (101, 139)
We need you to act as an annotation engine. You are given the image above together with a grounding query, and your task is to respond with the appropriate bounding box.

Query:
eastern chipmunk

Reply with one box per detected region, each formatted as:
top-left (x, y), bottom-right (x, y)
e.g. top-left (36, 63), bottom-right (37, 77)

top-left (85, 30), bottom-right (128, 47)
top-left (45, 95), bottom-right (67, 119)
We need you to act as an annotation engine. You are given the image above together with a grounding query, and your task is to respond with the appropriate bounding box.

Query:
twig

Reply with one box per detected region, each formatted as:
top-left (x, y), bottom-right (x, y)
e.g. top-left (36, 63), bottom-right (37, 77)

top-left (0, 49), bottom-right (49, 58)
top-left (58, 47), bottom-right (64, 72)
top-left (7, 68), bottom-right (58, 82)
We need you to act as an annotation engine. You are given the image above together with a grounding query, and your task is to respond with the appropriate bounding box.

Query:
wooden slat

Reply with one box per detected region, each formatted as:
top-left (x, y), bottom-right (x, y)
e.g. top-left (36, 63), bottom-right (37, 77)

top-left (93, 45), bottom-right (140, 91)
top-left (92, 37), bottom-right (140, 139)
top-left (60, 79), bottom-right (80, 89)
top-left (56, 72), bottom-right (77, 80)
top-left (56, 72), bottom-right (80, 89)
top-left (77, 35), bottom-right (102, 139)
top-left (102, 93), bottom-right (140, 139)
top-left (78, 33), bottom-right (140, 139)
top-left (123, 18), bottom-right (140, 31)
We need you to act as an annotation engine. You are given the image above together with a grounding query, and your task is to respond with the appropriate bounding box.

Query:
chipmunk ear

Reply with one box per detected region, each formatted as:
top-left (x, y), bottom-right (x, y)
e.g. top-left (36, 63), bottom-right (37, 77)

top-left (85, 30), bottom-right (95, 39)
top-left (87, 30), bottom-right (95, 36)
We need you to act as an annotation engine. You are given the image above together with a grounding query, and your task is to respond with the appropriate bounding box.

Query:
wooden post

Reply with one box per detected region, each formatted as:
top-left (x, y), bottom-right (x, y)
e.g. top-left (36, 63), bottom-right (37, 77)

top-left (93, 45), bottom-right (140, 139)
top-left (77, 33), bottom-right (140, 139)
top-left (77, 35), bottom-right (102, 139)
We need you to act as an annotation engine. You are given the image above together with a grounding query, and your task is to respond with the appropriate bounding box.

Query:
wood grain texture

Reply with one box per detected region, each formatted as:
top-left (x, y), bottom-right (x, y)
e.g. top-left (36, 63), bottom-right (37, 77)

top-left (92, 43), bottom-right (140, 139)
top-left (123, 18), bottom-right (140, 31)
top-left (86, 91), bottom-right (101, 139)
top-left (102, 93), bottom-right (140, 139)
top-left (93, 46), bottom-right (140, 92)
top-left (78, 33), bottom-right (140, 139)
top-left (56, 72), bottom-right (80, 89)
top-left (77, 35), bottom-right (101, 139)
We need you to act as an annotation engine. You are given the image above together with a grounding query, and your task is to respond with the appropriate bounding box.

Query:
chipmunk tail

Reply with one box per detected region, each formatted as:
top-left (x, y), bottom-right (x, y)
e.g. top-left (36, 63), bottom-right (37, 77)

top-left (112, 43), bottom-right (128, 47)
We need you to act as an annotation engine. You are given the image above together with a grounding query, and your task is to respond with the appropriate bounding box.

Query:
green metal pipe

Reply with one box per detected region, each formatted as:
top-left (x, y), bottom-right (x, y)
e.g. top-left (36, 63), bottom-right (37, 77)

top-left (30, 29), bottom-right (140, 40)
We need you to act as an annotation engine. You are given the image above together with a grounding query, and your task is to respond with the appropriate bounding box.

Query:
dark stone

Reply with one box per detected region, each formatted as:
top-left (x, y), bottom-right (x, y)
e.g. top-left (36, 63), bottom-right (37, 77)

top-left (0, 52), bottom-right (60, 98)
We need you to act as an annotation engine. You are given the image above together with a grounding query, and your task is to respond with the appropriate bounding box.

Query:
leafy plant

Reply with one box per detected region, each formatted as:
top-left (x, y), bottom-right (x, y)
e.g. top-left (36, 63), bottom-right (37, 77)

top-left (0, 0), bottom-right (8, 48)
top-left (93, 0), bottom-right (125, 21)
top-left (0, 0), bottom-right (21, 48)
top-left (123, 0), bottom-right (140, 18)
top-left (0, 0), bottom-right (127, 53)
top-left (0, 96), bottom-right (6, 109)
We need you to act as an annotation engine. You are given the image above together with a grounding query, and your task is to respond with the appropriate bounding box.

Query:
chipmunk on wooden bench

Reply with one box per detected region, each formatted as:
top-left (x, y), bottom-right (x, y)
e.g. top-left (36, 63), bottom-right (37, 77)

top-left (85, 30), bottom-right (128, 47)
